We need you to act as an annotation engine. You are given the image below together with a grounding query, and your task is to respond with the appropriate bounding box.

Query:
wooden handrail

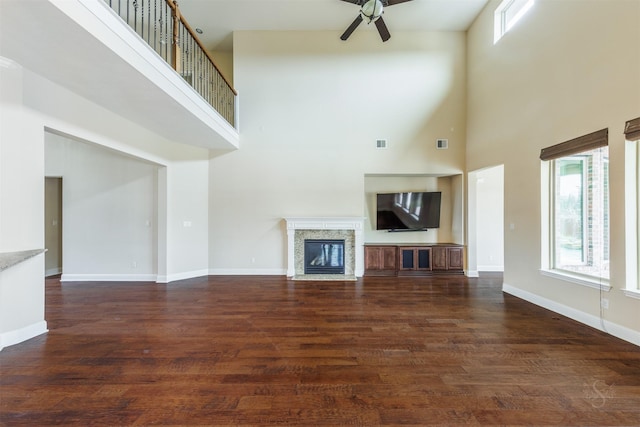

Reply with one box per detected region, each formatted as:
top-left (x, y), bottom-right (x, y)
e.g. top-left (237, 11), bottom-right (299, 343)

top-left (103, 0), bottom-right (237, 126)
top-left (166, 0), bottom-right (237, 96)
top-left (171, 0), bottom-right (179, 71)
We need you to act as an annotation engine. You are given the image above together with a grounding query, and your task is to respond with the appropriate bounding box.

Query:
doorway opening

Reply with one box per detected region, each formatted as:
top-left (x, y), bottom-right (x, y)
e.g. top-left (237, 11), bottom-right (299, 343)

top-left (44, 177), bottom-right (62, 277)
top-left (468, 165), bottom-right (504, 275)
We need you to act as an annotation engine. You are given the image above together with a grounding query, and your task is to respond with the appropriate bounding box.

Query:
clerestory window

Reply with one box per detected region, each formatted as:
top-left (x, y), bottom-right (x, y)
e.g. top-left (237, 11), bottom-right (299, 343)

top-left (494, 0), bottom-right (535, 43)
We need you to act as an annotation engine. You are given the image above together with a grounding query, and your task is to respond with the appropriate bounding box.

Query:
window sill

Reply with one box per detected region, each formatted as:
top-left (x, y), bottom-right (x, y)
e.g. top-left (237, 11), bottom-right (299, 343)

top-left (623, 289), bottom-right (640, 299)
top-left (540, 269), bottom-right (611, 291)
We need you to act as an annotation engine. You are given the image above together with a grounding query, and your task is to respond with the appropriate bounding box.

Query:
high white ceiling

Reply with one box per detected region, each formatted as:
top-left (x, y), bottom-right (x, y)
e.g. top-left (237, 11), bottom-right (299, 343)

top-left (177, 0), bottom-right (490, 51)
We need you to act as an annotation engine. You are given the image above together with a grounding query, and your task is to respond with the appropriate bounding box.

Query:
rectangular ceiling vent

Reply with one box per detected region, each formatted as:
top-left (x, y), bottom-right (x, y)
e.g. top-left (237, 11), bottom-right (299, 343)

top-left (436, 139), bottom-right (449, 149)
top-left (376, 139), bottom-right (388, 149)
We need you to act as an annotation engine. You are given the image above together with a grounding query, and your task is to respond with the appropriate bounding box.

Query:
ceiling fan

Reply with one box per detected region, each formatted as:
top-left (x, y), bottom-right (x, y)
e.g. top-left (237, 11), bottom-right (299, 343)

top-left (339, 0), bottom-right (414, 42)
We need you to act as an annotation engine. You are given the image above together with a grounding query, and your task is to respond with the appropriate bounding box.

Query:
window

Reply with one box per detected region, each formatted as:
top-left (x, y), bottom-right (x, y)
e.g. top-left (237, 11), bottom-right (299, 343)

top-left (552, 148), bottom-right (609, 279)
top-left (624, 117), bottom-right (640, 298)
top-left (494, 0), bottom-right (535, 43)
top-left (541, 129), bottom-right (609, 285)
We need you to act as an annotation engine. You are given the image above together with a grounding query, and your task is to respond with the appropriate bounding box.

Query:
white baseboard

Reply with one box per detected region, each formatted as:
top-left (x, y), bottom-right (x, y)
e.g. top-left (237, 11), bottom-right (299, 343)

top-left (45, 267), bottom-right (62, 277)
top-left (61, 270), bottom-right (213, 284)
top-left (466, 270), bottom-right (479, 277)
top-left (503, 283), bottom-right (640, 347)
top-left (0, 321), bottom-right (48, 351)
top-left (61, 273), bottom-right (157, 282)
top-left (156, 269), bottom-right (210, 284)
top-left (208, 268), bottom-right (287, 276)
top-left (478, 265), bottom-right (504, 272)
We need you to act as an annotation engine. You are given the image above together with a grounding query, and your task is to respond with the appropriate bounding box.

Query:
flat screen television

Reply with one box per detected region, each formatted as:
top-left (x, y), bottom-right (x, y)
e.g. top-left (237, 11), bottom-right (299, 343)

top-left (376, 191), bottom-right (441, 231)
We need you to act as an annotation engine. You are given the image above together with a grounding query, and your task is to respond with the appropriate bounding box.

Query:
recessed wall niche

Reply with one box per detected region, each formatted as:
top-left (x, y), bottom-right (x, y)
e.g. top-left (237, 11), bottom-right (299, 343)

top-left (363, 174), bottom-right (463, 245)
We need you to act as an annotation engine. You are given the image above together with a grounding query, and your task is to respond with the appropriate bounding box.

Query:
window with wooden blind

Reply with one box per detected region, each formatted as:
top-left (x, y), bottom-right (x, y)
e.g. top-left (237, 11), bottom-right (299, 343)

top-left (624, 117), bottom-right (640, 298)
top-left (541, 129), bottom-right (609, 285)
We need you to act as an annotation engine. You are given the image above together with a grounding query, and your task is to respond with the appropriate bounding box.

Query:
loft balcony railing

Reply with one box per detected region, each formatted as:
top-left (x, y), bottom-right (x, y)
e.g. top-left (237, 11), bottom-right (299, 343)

top-left (103, 0), bottom-right (237, 127)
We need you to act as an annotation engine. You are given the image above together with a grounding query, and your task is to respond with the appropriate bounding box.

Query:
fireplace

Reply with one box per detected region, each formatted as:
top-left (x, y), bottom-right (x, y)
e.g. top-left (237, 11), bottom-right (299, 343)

top-left (285, 217), bottom-right (365, 280)
top-left (304, 239), bottom-right (345, 274)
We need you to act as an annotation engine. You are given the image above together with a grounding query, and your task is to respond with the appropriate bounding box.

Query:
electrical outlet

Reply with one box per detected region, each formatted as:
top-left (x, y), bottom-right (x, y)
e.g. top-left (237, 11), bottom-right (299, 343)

top-left (601, 298), bottom-right (609, 309)
top-left (376, 139), bottom-right (388, 149)
top-left (436, 139), bottom-right (448, 149)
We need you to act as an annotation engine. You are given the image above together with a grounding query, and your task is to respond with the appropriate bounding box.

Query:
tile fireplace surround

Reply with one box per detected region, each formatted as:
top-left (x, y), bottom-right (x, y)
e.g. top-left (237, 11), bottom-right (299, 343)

top-left (285, 217), bottom-right (365, 280)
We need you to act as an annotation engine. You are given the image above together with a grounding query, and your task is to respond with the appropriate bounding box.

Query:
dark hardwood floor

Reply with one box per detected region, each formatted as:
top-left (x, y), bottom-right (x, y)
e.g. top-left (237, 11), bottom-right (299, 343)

top-left (1, 274), bottom-right (639, 426)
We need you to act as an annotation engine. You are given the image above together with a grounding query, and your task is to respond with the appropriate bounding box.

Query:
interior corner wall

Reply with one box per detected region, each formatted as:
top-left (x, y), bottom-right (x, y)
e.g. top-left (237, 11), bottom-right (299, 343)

top-left (45, 132), bottom-right (158, 280)
top-left (44, 177), bottom-right (63, 276)
top-left (164, 158), bottom-right (210, 282)
top-left (208, 30), bottom-right (467, 274)
top-left (449, 173), bottom-right (465, 246)
top-left (211, 50), bottom-right (234, 87)
top-left (474, 165), bottom-right (504, 272)
top-left (18, 66), bottom-right (210, 283)
top-left (363, 175), bottom-right (459, 244)
top-left (466, 0), bottom-right (640, 339)
top-left (0, 62), bottom-right (46, 347)
top-left (0, 65), bottom-right (44, 253)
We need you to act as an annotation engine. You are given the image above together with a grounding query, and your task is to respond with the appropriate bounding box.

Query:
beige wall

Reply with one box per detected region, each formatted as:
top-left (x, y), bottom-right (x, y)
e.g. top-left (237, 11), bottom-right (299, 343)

top-left (45, 133), bottom-right (158, 280)
top-left (0, 61), bottom-right (46, 346)
top-left (211, 50), bottom-right (234, 87)
top-left (44, 177), bottom-right (62, 276)
top-left (363, 175), bottom-right (459, 244)
top-left (208, 30), bottom-right (468, 273)
top-left (467, 0), bottom-right (640, 338)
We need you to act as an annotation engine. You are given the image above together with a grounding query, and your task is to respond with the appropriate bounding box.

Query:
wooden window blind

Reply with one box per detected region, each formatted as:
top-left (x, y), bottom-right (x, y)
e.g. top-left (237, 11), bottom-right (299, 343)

top-left (624, 117), bottom-right (640, 141)
top-left (539, 128), bottom-right (608, 161)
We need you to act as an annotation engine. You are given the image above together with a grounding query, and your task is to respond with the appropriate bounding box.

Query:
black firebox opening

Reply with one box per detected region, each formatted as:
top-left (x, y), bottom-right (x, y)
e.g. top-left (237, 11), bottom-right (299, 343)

top-left (304, 239), bottom-right (345, 274)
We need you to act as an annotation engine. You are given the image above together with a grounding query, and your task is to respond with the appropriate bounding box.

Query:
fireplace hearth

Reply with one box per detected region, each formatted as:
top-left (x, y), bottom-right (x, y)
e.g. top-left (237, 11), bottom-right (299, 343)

top-left (304, 239), bottom-right (345, 274)
top-left (285, 217), bottom-right (365, 280)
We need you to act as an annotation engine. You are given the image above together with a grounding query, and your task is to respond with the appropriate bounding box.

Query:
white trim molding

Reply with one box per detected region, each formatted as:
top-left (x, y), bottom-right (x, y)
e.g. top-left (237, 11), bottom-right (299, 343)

top-left (45, 268), bottom-right (62, 277)
top-left (209, 268), bottom-right (286, 276)
top-left (540, 269), bottom-right (611, 292)
top-left (623, 288), bottom-right (640, 299)
top-left (503, 283), bottom-right (640, 347)
top-left (284, 217), bottom-right (365, 278)
top-left (62, 273), bottom-right (157, 282)
top-left (0, 321), bottom-right (48, 352)
top-left (62, 270), bottom-right (213, 284)
top-left (478, 265), bottom-right (504, 272)
top-left (466, 270), bottom-right (480, 278)
top-left (156, 269), bottom-right (210, 284)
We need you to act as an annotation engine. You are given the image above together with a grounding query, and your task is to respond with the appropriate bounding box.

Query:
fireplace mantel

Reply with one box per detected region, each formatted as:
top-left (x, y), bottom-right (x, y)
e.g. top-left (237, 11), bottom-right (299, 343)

top-left (285, 217), bottom-right (365, 279)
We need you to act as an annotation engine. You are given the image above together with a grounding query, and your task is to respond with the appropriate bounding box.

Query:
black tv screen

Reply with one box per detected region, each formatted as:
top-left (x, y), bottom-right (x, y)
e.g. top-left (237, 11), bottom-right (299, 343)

top-left (376, 191), bottom-right (441, 231)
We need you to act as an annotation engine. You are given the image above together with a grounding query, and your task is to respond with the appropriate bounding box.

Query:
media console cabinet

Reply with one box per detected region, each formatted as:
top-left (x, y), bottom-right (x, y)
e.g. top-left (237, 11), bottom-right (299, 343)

top-left (364, 243), bottom-right (464, 276)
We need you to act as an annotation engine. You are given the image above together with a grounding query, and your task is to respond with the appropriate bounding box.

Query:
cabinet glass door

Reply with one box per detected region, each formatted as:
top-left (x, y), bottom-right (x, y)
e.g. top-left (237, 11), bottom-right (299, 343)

top-left (401, 249), bottom-right (415, 269)
top-left (417, 249), bottom-right (430, 269)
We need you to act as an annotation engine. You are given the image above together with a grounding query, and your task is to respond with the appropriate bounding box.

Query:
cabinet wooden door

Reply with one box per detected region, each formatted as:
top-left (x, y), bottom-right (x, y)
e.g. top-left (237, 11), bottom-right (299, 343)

top-left (364, 246), bottom-right (397, 275)
top-left (431, 246), bottom-right (448, 270)
top-left (447, 247), bottom-right (463, 270)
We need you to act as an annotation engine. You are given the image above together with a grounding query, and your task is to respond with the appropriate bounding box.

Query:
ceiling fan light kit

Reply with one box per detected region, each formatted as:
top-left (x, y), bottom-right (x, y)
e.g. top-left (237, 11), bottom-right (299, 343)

top-left (339, 0), bottom-right (414, 42)
top-left (361, 0), bottom-right (384, 23)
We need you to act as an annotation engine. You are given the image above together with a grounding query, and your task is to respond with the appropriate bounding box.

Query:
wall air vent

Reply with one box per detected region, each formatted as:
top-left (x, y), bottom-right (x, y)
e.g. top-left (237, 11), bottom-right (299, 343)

top-left (376, 139), bottom-right (388, 149)
top-left (436, 139), bottom-right (449, 149)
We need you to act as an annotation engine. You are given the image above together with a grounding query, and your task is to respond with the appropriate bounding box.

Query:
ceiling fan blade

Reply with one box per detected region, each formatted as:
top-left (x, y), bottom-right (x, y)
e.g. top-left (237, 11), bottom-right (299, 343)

top-left (375, 16), bottom-right (391, 42)
top-left (385, 0), bottom-right (413, 5)
top-left (340, 14), bottom-right (364, 40)
top-left (339, 0), bottom-right (364, 4)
